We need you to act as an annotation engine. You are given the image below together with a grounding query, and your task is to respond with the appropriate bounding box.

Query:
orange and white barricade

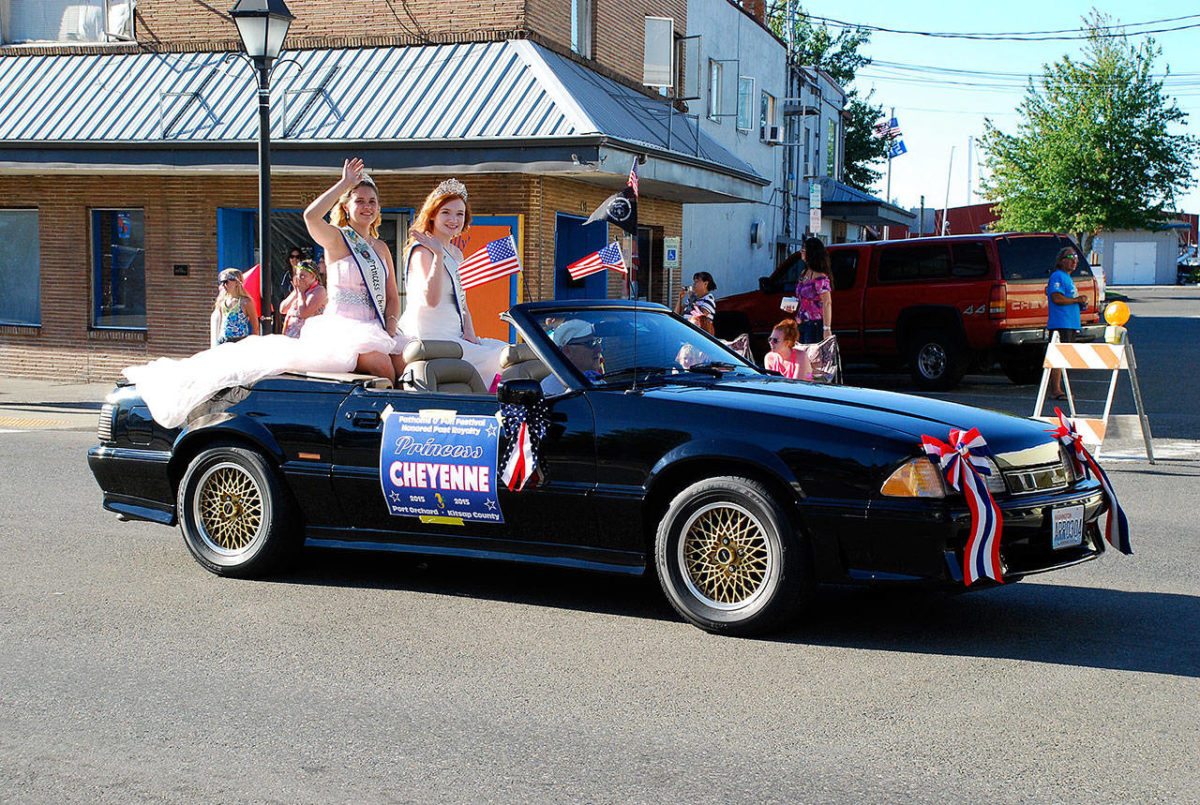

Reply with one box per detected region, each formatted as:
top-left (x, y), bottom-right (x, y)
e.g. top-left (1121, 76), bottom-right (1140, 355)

top-left (1033, 332), bottom-right (1155, 462)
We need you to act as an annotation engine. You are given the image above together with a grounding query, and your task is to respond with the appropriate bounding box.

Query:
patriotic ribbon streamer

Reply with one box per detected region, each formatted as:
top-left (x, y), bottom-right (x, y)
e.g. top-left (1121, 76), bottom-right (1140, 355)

top-left (1046, 408), bottom-right (1132, 555)
top-left (499, 400), bottom-right (550, 492)
top-left (921, 428), bottom-right (1005, 586)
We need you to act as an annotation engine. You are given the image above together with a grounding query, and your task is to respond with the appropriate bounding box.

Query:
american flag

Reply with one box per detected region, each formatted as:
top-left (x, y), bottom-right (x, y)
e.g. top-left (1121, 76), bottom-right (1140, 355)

top-left (627, 158), bottom-right (639, 197)
top-left (458, 234), bottom-right (521, 290)
top-left (872, 116), bottom-right (903, 140)
top-left (567, 241), bottom-right (626, 280)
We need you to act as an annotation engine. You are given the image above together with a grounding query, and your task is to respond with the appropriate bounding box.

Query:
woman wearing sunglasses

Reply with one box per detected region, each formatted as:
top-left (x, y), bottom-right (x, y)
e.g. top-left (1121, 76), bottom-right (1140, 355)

top-left (210, 268), bottom-right (260, 348)
top-left (763, 319), bottom-right (812, 381)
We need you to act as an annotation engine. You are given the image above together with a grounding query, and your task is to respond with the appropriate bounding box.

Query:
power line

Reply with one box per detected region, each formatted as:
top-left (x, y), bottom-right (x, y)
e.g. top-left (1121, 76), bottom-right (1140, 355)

top-left (798, 11), bottom-right (1200, 41)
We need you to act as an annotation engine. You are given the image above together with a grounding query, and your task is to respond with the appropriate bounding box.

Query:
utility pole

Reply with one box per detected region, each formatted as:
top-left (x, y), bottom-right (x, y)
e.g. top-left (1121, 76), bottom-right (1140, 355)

top-left (941, 146), bottom-right (955, 235)
top-left (884, 105), bottom-right (895, 204)
top-left (919, 194), bottom-right (925, 237)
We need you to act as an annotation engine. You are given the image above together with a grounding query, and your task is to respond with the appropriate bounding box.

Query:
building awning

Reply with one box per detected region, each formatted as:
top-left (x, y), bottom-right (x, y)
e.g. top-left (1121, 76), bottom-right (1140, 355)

top-left (818, 177), bottom-right (914, 226)
top-left (0, 41), bottom-right (767, 202)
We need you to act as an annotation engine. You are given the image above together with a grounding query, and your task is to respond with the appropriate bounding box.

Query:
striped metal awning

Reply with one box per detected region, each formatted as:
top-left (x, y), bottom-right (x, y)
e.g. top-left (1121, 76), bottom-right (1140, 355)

top-left (0, 40), bottom-right (765, 201)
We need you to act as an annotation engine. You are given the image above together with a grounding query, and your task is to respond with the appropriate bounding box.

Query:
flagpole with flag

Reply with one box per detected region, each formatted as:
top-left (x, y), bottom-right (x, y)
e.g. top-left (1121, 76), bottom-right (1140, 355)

top-left (585, 156), bottom-right (641, 299)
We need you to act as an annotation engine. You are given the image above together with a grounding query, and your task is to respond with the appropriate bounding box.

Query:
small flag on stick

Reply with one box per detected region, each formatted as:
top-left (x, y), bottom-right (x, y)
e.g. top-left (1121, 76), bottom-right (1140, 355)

top-left (458, 235), bottom-right (521, 290)
top-left (567, 241), bottom-right (626, 280)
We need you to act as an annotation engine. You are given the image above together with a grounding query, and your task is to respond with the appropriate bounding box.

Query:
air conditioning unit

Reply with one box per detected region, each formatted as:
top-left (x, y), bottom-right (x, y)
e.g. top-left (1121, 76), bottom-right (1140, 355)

top-left (761, 125), bottom-right (783, 145)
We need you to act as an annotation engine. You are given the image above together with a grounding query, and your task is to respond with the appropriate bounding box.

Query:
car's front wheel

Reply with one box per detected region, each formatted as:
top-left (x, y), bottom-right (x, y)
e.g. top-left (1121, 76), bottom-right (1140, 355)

top-left (654, 476), bottom-right (812, 636)
top-left (176, 444), bottom-right (297, 577)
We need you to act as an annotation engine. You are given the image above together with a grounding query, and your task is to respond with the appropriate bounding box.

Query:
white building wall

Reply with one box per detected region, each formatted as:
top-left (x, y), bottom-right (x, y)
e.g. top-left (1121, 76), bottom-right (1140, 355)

top-left (681, 0), bottom-right (786, 297)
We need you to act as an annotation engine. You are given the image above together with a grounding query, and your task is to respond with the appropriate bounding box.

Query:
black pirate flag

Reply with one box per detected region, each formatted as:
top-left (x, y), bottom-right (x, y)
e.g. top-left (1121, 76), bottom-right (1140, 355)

top-left (585, 186), bottom-right (638, 236)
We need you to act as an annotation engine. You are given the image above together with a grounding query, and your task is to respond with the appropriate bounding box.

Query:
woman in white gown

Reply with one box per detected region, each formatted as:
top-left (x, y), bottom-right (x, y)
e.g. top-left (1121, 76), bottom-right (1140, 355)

top-left (399, 178), bottom-right (506, 387)
top-left (123, 158), bottom-right (405, 428)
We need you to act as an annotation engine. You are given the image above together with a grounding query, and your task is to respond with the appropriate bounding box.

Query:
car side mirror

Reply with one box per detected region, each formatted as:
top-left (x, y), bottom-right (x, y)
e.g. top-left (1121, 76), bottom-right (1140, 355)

top-left (497, 378), bottom-right (543, 407)
top-left (758, 276), bottom-right (773, 293)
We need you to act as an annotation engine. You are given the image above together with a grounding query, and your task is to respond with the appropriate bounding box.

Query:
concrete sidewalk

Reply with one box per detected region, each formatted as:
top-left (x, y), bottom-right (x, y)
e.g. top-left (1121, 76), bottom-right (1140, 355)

top-left (0, 375), bottom-right (115, 432)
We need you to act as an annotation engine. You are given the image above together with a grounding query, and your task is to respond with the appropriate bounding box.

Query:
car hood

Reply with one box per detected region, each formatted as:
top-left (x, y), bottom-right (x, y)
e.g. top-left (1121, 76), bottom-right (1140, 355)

top-left (635, 375), bottom-right (1061, 467)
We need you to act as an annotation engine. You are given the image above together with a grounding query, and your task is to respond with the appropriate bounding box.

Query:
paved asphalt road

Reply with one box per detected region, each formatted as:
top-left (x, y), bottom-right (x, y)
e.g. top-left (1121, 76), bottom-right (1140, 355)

top-left (1, 290), bottom-right (1197, 803)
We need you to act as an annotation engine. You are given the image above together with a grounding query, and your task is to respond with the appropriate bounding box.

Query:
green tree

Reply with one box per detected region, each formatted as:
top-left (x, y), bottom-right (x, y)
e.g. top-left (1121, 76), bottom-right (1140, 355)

top-left (980, 11), bottom-right (1198, 254)
top-left (764, 3), bottom-right (889, 192)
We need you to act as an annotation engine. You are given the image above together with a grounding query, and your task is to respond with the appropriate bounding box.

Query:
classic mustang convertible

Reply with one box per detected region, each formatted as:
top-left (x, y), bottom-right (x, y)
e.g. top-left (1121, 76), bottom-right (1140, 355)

top-left (89, 301), bottom-right (1113, 635)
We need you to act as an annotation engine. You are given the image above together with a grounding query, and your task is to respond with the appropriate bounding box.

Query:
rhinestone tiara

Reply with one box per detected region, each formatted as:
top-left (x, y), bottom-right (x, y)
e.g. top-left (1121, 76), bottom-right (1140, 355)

top-left (434, 178), bottom-right (468, 199)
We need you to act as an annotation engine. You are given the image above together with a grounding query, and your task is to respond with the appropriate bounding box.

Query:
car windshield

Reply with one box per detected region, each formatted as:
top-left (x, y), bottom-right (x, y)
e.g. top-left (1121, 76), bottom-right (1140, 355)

top-left (534, 308), bottom-right (759, 388)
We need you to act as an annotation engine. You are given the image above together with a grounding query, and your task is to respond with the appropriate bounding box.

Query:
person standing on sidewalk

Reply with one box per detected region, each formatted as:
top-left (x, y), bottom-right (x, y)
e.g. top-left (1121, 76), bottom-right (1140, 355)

top-left (1046, 247), bottom-right (1088, 400)
top-left (793, 237), bottom-right (832, 345)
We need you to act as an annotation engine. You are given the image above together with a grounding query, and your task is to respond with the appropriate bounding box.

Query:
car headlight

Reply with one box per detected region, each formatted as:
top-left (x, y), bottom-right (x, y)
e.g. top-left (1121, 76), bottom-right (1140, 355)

top-left (881, 457), bottom-right (946, 498)
top-left (1059, 444), bottom-right (1084, 484)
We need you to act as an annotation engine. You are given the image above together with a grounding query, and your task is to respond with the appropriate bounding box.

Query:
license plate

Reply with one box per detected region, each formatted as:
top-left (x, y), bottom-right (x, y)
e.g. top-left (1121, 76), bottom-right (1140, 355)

top-left (1051, 505), bottom-right (1085, 549)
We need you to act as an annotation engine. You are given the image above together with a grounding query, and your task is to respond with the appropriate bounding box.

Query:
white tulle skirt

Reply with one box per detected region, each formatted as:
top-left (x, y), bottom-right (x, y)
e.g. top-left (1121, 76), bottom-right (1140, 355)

top-left (123, 315), bottom-right (400, 429)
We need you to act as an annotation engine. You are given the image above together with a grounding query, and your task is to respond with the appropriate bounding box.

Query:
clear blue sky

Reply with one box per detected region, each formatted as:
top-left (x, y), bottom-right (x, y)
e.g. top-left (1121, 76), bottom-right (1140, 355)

top-left (801, 1), bottom-right (1200, 217)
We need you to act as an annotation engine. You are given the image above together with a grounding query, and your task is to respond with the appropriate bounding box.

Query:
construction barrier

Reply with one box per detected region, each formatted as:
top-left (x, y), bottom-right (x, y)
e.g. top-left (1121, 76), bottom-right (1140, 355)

top-left (1033, 332), bottom-right (1155, 463)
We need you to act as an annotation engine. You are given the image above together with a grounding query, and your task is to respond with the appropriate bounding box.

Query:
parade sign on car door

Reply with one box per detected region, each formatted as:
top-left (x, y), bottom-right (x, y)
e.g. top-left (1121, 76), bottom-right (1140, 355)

top-left (379, 410), bottom-right (503, 525)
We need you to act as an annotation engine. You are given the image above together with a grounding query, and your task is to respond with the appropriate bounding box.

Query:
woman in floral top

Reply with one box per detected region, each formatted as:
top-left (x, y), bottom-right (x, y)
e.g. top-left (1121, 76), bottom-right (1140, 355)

top-left (793, 236), bottom-right (832, 344)
top-left (210, 268), bottom-right (259, 347)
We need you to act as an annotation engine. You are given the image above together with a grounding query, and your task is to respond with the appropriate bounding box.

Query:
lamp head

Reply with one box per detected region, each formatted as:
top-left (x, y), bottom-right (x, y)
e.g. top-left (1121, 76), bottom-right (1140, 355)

top-left (230, 0), bottom-right (294, 62)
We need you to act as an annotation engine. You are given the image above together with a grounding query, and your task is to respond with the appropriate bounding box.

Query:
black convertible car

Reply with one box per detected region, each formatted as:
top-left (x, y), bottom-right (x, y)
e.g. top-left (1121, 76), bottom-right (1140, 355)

top-left (89, 300), bottom-right (1114, 635)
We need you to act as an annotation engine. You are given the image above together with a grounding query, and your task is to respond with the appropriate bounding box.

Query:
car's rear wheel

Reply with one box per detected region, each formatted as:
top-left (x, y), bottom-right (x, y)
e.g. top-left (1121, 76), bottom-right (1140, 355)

top-left (908, 329), bottom-right (966, 390)
top-left (654, 476), bottom-right (812, 635)
top-left (177, 444), bottom-right (297, 577)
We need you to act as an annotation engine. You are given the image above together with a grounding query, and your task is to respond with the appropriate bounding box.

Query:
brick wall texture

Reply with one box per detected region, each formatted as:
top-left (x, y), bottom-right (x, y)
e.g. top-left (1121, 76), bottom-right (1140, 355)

top-left (0, 173), bottom-right (681, 382)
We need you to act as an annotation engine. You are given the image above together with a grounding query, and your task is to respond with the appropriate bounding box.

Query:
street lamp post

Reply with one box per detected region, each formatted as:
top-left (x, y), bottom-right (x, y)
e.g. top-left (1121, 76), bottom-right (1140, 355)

top-left (231, 0), bottom-right (294, 334)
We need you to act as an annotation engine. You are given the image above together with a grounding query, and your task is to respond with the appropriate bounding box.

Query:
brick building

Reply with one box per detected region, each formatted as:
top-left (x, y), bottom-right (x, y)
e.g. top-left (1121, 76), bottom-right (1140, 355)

top-left (0, 0), bottom-right (765, 380)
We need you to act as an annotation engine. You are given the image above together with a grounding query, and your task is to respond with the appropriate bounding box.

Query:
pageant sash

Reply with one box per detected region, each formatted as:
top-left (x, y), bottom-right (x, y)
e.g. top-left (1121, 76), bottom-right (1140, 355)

top-left (405, 242), bottom-right (468, 335)
top-left (339, 226), bottom-right (388, 329)
top-left (445, 248), bottom-right (469, 333)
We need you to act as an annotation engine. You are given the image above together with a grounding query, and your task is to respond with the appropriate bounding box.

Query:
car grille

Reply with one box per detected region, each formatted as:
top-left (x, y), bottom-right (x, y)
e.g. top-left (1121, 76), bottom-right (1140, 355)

top-left (1003, 461), bottom-right (1069, 495)
top-left (97, 403), bottom-right (115, 442)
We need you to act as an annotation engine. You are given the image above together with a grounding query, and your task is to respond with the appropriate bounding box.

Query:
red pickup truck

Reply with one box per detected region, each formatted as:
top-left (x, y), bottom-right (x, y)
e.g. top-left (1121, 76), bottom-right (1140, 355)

top-left (717, 233), bottom-right (1104, 390)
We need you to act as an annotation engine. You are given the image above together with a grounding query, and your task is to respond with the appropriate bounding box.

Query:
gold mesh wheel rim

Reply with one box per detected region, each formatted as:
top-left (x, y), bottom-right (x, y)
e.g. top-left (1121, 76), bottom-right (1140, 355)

top-left (193, 461), bottom-right (264, 555)
top-left (679, 502), bottom-right (772, 610)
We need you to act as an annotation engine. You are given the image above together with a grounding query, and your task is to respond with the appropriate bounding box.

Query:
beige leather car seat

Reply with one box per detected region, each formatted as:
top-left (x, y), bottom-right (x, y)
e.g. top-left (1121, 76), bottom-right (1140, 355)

top-left (400, 339), bottom-right (488, 394)
top-left (497, 343), bottom-right (551, 384)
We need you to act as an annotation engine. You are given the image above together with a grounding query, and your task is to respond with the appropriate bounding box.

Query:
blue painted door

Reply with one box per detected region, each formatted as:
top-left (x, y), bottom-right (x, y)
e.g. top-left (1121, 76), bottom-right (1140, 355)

top-left (217, 208), bottom-right (256, 276)
top-left (554, 213), bottom-right (607, 300)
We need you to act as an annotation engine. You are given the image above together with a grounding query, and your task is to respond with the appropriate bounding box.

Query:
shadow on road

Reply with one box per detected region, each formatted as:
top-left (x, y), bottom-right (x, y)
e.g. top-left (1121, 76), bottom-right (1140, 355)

top-left (287, 548), bottom-right (1197, 678)
top-left (787, 583), bottom-right (1199, 678)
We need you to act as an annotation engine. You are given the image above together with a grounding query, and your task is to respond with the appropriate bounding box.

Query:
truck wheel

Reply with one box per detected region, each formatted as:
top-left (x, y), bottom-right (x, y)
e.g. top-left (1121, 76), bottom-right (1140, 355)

top-left (654, 476), bottom-right (813, 636)
top-left (908, 329), bottom-right (966, 391)
top-left (176, 444), bottom-right (298, 577)
top-left (1000, 347), bottom-right (1046, 385)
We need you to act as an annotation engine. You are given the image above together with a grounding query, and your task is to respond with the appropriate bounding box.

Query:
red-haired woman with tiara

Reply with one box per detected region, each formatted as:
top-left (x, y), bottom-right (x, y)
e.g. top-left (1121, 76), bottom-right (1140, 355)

top-left (398, 178), bottom-right (507, 388)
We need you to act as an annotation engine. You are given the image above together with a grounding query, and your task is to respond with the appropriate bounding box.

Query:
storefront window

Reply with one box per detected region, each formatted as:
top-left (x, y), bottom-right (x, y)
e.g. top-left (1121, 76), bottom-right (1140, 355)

top-left (0, 210), bottom-right (40, 325)
top-left (92, 209), bottom-right (145, 329)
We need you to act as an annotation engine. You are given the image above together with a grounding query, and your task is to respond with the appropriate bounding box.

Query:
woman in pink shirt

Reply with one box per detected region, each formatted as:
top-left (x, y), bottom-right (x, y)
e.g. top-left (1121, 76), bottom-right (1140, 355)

top-left (763, 319), bottom-right (812, 380)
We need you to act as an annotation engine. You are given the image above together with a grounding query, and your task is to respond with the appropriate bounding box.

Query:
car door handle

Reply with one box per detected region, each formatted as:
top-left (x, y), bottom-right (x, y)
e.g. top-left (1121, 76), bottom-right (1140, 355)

top-left (351, 410), bottom-right (381, 429)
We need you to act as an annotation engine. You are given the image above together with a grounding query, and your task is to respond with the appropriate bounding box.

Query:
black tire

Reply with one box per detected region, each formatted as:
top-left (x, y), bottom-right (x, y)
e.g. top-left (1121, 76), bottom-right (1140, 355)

top-left (176, 444), bottom-right (298, 577)
top-left (908, 329), bottom-right (966, 391)
top-left (654, 476), bottom-right (812, 636)
top-left (1000, 347), bottom-right (1045, 385)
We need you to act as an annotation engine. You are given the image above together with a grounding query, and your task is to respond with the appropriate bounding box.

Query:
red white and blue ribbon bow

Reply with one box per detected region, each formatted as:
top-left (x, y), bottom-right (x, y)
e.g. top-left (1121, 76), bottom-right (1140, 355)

top-left (499, 400), bottom-right (550, 492)
top-left (921, 428), bottom-right (1005, 586)
top-left (1046, 408), bottom-right (1132, 555)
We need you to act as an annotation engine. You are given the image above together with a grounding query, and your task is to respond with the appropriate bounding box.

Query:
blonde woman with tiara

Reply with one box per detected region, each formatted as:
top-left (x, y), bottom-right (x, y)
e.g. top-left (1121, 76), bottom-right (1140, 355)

top-left (399, 178), bottom-right (507, 387)
top-left (301, 156), bottom-right (406, 379)
top-left (122, 158), bottom-right (404, 428)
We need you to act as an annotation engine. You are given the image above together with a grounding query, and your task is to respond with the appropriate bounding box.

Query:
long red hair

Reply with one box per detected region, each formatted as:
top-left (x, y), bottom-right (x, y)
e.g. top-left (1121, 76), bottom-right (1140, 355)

top-left (406, 182), bottom-right (472, 253)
